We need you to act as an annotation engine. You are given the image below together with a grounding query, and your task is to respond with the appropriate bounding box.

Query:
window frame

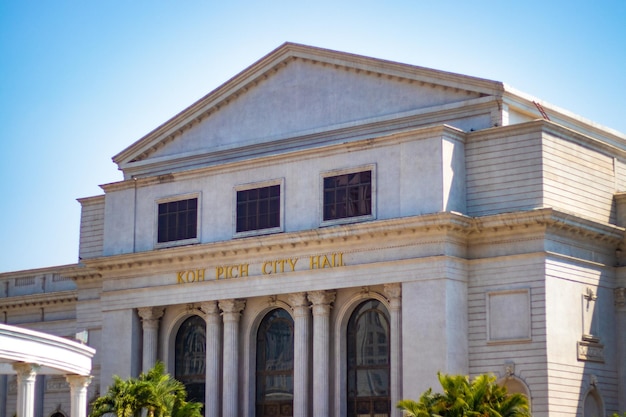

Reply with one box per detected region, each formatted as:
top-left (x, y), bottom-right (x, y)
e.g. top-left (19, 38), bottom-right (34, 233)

top-left (233, 178), bottom-right (284, 238)
top-left (320, 164), bottom-right (376, 227)
top-left (155, 193), bottom-right (201, 248)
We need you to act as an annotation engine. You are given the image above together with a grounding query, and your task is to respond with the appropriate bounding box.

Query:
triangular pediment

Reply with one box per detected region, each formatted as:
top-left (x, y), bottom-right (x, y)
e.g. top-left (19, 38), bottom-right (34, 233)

top-left (113, 43), bottom-right (505, 178)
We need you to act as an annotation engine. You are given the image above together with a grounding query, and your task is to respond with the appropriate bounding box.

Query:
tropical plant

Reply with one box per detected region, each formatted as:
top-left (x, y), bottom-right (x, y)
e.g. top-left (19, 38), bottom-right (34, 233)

top-left (397, 372), bottom-right (531, 417)
top-left (89, 362), bottom-right (202, 417)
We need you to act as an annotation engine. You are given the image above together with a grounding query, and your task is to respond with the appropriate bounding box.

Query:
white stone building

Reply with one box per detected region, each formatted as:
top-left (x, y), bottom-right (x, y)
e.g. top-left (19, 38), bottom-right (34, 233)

top-left (1, 43), bottom-right (626, 417)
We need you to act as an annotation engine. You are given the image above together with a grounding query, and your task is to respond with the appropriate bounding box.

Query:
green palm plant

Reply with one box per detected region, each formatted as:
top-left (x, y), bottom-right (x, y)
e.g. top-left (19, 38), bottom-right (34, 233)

top-left (90, 376), bottom-right (152, 417)
top-left (89, 362), bottom-right (202, 417)
top-left (397, 372), bottom-right (531, 417)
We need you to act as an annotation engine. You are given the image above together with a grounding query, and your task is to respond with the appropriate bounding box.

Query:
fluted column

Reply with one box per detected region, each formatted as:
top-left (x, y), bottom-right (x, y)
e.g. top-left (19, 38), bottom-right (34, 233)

top-left (384, 283), bottom-right (402, 417)
top-left (137, 306), bottom-right (165, 372)
top-left (289, 292), bottom-right (311, 417)
top-left (66, 375), bottom-right (92, 417)
top-left (200, 301), bottom-right (221, 417)
top-left (615, 288), bottom-right (626, 411)
top-left (220, 299), bottom-right (246, 417)
top-left (13, 363), bottom-right (38, 417)
top-left (308, 290), bottom-right (335, 417)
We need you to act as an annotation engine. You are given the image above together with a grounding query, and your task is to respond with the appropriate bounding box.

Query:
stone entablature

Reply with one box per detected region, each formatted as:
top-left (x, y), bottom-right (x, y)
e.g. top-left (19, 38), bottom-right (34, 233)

top-left (78, 208), bottom-right (623, 278)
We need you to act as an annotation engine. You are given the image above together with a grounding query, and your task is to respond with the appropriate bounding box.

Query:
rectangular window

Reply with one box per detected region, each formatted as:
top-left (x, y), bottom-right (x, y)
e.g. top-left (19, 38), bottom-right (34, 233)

top-left (236, 184), bottom-right (281, 233)
top-left (323, 170), bottom-right (372, 221)
top-left (157, 197), bottom-right (198, 243)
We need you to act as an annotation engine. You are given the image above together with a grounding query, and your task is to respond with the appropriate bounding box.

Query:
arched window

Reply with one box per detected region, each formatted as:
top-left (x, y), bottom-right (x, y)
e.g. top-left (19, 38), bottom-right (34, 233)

top-left (175, 315), bottom-right (206, 406)
top-left (256, 308), bottom-right (294, 417)
top-left (347, 299), bottom-right (390, 417)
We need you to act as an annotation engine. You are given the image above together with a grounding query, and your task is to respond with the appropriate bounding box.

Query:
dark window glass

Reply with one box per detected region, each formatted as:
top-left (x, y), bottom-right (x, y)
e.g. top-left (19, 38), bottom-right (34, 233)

top-left (157, 198), bottom-right (198, 243)
top-left (237, 185), bottom-right (280, 233)
top-left (175, 315), bottom-right (206, 409)
top-left (347, 300), bottom-right (390, 417)
top-left (256, 308), bottom-right (294, 417)
top-left (324, 171), bottom-right (371, 221)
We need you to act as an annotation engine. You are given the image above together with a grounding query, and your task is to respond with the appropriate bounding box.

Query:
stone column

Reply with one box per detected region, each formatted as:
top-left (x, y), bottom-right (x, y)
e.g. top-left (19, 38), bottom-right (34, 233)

top-left (384, 283), bottom-right (403, 417)
top-left (615, 287), bottom-right (626, 411)
top-left (137, 306), bottom-right (165, 372)
top-left (289, 292), bottom-right (311, 417)
top-left (220, 299), bottom-right (246, 417)
top-left (308, 290), bottom-right (336, 417)
top-left (13, 362), bottom-right (39, 417)
top-left (200, 301), bottom-right (221, 417)
top-left (65, 375), bottom-right (92, 417)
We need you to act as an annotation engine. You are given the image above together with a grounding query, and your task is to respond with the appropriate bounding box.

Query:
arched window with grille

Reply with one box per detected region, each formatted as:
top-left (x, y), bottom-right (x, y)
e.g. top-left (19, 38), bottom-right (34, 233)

top-left (256, 308), bottom-right (294, 417)
top-left (347, 299), bottom-right (391, 417)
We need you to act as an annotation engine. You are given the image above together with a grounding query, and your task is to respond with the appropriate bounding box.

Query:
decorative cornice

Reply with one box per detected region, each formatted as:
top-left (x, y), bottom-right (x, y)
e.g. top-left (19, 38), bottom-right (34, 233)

top-left (0, 290), bottom-right (77, 310)
top-left (77, 208), bottom-right (623, 275)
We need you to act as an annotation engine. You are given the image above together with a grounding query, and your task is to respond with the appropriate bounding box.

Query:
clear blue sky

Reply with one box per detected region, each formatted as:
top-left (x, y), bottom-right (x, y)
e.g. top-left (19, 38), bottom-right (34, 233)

top-left (1, 1), bottom-right (625, 273)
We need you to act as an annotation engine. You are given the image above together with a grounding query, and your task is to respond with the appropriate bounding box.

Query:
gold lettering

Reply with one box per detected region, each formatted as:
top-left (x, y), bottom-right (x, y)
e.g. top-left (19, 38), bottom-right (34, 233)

top-left (288, 258), bottom-right (298, 271)
top-left (197, 268), bottom-right (205, 281)
top-left (310, 255), bottom-right (320, 269)
top-left (309, 253), bottom-right (344, 270)
top-left (332, 252), bottom-right (344, 267)
top-left (262, 261), bottom-right (272, 275)
top-left (177, 271), bottom-right (185, 284)
top-left (185, 271), bottom-right (196, 282)
top-left (240, 264), bottom-right (249, 277)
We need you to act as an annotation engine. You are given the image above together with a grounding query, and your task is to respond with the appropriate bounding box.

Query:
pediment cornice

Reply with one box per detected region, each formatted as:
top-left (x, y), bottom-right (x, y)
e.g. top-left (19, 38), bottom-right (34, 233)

top-left (112, 43), bottom-right (504, 169)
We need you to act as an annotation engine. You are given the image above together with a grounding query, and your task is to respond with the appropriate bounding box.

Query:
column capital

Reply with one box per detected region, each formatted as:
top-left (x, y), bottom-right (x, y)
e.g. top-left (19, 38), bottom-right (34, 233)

top-left (12, 363), bottom-right (39, 379)
top-left (219, 299), bottom-right (246, 322)
top-left (200, 300), bottom-right (220, 323)
top-left (65, 375), bottom-right (92, 389)
top-left (384, 283), bottom-right (402, 310)
top-left (616, 288), bottom-right (626, 309)
top-left (308, 290), bottom-right (336, 316)
top-left (137, 307), bottom-right (165, 326)
top-left (288, 292), bottom-right (310, 316)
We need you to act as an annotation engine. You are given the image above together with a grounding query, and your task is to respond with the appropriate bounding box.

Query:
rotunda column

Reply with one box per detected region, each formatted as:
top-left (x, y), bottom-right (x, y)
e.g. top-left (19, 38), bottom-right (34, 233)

top-left (615, 287), bottom-right (626, 411)
top-left (13, 362), bottom-right (39, 417)
top-left (384, 283), bottom-right (403, 417)
top-left (200, 301), bottom-right (222, 417)
top-left (308, 290), bottom-right (336, 417)
top-left (219, 299), bottom-right (246, 417)
top-left (288, 292), bottom-right (311, 417)
top-left (65, 375), bottom-right (92, 417)
top-left (137, 306), bottom-right (165, 372)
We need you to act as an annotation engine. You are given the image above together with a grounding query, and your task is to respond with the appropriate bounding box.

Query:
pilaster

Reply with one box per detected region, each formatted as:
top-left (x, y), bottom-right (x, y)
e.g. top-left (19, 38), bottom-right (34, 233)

top-left (137, 306), bottom-right (165, 372)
